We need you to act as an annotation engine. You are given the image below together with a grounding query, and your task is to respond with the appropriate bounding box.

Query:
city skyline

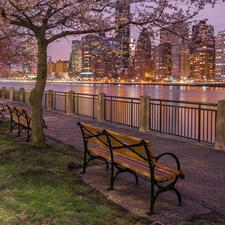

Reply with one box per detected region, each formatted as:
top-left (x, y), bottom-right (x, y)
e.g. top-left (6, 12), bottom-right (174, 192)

top-left (48, 2), bottom-right (225, 62)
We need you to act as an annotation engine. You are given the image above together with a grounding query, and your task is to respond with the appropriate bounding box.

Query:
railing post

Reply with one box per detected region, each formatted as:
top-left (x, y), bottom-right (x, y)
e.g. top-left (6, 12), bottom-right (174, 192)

top-left (9, 87), bottom-right (14, 101)
top-left (159, 101), bottom-right (162, 133)
top-left (130, 98), bottom-right (134, 128)
top-left (19, 88), bottom-right (25, 103)
top-left (197, 104), bottom-right (201, 143)
top-left (67, 91), bottom-right (74, 115)
top-left (47, 89), bottom-right (53, 110)
top-left (110, 96), bottom-right (113, 123)
top-left (215, 99), bottom-right (225, 150)
top-left (139, 95), bottom-right (150, 132)
top-left (2, 87), bottom-right (6, 99)
top-left (92, 95), bottom-right (95, 119)
top-left (97, 93), bottom-right (105, 122)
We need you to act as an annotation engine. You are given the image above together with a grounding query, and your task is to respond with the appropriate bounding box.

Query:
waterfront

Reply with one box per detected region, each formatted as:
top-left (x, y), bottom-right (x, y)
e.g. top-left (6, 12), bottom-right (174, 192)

top-left (0, 81), bottom-right (218, 143)
top-left (1, 81), bottom-right (225, 103)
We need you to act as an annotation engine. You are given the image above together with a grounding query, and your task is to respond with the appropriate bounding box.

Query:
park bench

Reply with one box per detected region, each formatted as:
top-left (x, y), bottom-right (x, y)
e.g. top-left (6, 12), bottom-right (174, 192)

top-left (0, 103), bottom-right (6, 120)
top-left (77, 122), bottom-right (186, 215)
top-left (6, 105), bottom-right (47, 142)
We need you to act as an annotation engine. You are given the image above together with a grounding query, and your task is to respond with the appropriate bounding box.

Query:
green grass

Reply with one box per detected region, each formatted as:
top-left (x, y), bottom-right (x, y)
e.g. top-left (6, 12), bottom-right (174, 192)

top-left (1, 120), bottom-right (225, 225)
top-left (0, 120), bottom-right (150, 225)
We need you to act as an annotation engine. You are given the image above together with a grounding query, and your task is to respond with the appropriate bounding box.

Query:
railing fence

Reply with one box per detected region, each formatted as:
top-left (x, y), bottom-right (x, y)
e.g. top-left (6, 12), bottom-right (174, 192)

top-left (0, 87), bottom-right (218, 144)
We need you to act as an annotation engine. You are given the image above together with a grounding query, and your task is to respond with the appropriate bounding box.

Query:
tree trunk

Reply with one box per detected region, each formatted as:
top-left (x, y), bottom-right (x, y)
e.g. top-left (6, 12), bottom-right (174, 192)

top-left (29, 35), bottom-right (48, 148)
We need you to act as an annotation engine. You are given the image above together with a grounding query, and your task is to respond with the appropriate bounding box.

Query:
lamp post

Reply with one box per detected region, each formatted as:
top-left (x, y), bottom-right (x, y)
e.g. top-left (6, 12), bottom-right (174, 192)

top-left (48, 56), bottom-right (53, 90)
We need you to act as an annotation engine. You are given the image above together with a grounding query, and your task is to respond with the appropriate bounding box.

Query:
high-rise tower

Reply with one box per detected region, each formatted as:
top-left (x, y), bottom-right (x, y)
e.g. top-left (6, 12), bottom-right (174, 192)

top-left (115, 1), bottom-right (130, 70)
top-left (215, 30), bottom-right (225, 80)
top-left (70, 40), bottom-right (82, 74)
top-left (192, 20), bottom-right (214, 48)
top-left (154, 42), bottom-right (172, 81)
top-left (190, 20), bottom-right (215, 81)
top-left (81, 35), bottom-right (101, 78)
top-left (134, 29), bottom-right (152, 81)
top-left (160, 29), bottom-right (190, 81)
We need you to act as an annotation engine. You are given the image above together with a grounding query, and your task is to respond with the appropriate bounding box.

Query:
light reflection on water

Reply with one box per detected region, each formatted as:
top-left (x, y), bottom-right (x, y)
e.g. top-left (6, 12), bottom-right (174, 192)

top-left (0, 81), bottom-right (225, 103)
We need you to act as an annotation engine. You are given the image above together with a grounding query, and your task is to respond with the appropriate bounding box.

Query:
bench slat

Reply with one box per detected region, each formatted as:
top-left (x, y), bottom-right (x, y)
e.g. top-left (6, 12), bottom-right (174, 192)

top-left (113, 152), bottom-right (182, 181)
top-left (106, 130), bottom-right (152, 148)
top-left (89, 146), bottom-right (111, 161)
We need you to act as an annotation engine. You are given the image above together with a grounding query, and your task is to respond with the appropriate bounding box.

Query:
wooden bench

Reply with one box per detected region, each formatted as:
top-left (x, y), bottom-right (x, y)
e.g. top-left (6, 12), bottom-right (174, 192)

top-left (77, 122), bottom-right (186, 215)
top-left (6, 105), bottom-right (47, 142)
top-left (0, 103), bottom-right (6, 120)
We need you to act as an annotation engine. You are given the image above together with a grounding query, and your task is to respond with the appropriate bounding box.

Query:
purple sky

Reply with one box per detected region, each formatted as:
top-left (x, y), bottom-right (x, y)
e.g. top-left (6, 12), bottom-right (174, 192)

top-left (48, 2), bottom-right (225, 62)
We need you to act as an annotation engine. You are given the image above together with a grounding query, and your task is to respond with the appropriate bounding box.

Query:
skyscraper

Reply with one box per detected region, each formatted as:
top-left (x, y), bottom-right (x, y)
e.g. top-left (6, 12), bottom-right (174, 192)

top-left (115, 1), bottom-right (130, 70)
top-left (192, 20), bottom-right (214, 48)
top-left (154, 42), bottom-right (172, 81)
top-left (70, 40), bottom-right (82, 74)
top-left (190, 20), bottom-right (215, 81)
top-left (81, 35), bottom-right (102, 79)
top-left (81, 34), bottom-right (116, 79)
top-left (134, 29), bottom-right (152, 81)
top-left (215, 30), bottom-right (225, 80)
top-left (160, 29), bottom-right (190, 81)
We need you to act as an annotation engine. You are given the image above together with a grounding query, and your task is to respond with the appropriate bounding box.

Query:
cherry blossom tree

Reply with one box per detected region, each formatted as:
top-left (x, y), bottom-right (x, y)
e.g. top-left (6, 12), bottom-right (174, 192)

top-left (0, 0), bottom-right (223, 147)
top-left (0, 34), bottom-right (36, 76)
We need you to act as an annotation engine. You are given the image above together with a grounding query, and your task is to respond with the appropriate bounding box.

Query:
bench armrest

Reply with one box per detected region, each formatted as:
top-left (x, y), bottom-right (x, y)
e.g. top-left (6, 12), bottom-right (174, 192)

top-left (156, 152), bottom-right (181, 168)
top-left (152, 152), bottom-right (185, 178)
top-left (0, 103), bottom-right (5, 111)
top-left (42, 118), bottom-right (48, 128)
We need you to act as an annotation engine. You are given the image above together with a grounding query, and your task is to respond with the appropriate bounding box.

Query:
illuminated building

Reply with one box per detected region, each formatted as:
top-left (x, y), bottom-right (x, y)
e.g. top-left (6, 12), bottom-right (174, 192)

top-left (47, 59), bottom-right (55, 74)
top-left (92, 53), bottom-right (108, 79)
top-left (102, 38), bottom-right (119, 79)
top-left (81, 34), bottom-right (118, 79)
top-left (134, 29), bottom-right (152, 81)
top-left (55, 60), bottom-right (68, 73)
top-left (190, 20), bottom-right (215, 81)
top-left (160, 29), bottom-right (190, 81)
top-left (115, 1), bottom-right (130, 70)
top-left (154, 42), bottom-right (172, 81)
top-left (129, 34), bottom-right (136, 60)
top-left (95, 37), bottom-right (120, 79)
top-left (70, 40), bottom-right (82, 75)
top-left (215, 30), bottom-right (225, 80)
top-left (81, 35), bottom-right (101, 79)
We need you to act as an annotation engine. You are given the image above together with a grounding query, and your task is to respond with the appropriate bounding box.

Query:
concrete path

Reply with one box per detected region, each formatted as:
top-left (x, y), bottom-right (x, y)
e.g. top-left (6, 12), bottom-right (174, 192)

top-left (1, 99), bottom-right (225, 223)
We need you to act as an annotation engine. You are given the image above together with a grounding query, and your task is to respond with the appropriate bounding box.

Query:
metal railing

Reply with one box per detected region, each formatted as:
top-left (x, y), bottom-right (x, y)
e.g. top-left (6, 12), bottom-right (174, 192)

top-left (43, 91), bottom-right (98, 119)
top-left (149, 99), bottom-right (217, 143)
top-left (105, 96), bottom-right (140, 127)
top-left (104, 96), bottom-right (217, 143)
top-left (73, 93), bottom-right (98, 119)
top-left (2, 89), bottom-right (217, 144)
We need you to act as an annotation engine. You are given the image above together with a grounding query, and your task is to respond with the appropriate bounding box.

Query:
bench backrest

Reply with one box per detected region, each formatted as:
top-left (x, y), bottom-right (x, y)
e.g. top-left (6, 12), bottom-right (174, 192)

top-left (7, 105), bottom-right (47, 129)
top-left (103, 129), bottom-right (154, 164)
top-left (77, 122), bottom-right (108, 148)
top-left (14, 107), bottom-right (31, 126)
top-left (0, 103), bottom-right (5, 111)
top-left (77, 122), bottom-right (155, 164)
top-left (6, 105), bottom-right (18, 123)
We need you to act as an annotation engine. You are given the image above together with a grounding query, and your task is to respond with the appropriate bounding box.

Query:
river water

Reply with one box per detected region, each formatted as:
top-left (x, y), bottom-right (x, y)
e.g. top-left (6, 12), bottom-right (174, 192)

top-left (1, 81), bottom-right (225, 103)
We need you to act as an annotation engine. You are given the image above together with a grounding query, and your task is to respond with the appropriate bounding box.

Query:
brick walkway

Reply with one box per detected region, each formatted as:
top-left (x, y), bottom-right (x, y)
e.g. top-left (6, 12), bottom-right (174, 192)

top-left (1, 99), bottom-right (225, 223)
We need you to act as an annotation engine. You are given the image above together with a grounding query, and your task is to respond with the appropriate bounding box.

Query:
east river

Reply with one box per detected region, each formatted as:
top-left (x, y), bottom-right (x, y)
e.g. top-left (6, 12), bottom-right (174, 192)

top-left (1, 81), bottom-right (225, 103)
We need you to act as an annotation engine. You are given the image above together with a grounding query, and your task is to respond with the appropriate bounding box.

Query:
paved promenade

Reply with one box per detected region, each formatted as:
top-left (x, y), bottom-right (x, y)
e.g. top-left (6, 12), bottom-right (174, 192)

top-left (1, 99), bottom-right (225, 223)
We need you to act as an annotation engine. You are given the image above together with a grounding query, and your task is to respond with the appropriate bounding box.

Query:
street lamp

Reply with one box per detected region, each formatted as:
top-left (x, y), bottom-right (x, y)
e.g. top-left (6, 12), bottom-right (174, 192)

top-left (48, 56), bottom-right (53, 89)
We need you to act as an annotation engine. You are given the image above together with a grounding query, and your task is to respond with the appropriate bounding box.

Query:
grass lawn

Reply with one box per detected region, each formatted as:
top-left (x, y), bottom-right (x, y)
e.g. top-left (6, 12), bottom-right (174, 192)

top-left (0, 119), bottom-right (225, 225)
top-left (0, 120), bottom-right (151, 225)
